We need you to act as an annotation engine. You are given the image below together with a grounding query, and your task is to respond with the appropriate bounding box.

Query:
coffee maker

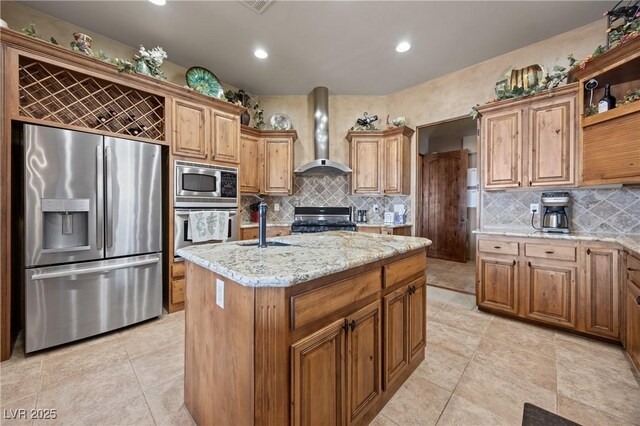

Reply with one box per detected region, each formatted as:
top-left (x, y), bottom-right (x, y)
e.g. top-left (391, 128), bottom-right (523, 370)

top-left (540, 192), bottom-right (571, 233)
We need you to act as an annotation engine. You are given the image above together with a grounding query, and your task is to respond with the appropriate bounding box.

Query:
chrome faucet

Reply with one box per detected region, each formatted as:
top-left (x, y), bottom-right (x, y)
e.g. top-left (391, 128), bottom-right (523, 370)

top-left (250, 195), bottom-right (268, 248)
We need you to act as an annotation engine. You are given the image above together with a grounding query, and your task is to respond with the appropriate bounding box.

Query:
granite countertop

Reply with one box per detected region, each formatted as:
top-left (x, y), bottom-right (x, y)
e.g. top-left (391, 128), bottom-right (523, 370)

top-left (240, 222), bottom-right (292, 229)
top-left (176, 231), bottom-right (432, 288)
top-left (473, 228), bottom-right (640, 255)
top-left (357, 222), bottom-right (413, 228)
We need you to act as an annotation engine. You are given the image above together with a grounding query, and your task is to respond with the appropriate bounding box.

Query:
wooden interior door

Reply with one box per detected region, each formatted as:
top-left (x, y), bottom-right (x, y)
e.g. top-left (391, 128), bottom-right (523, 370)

top-left (477, 256), bottom-right (519, 314)
top-left (528, 95), bottom-right (575, 187)
top-left (524, 261), bottom-right (577, 328)
top-left (211, 110), bottom-right (239, 163)
top-left (291, 319), bottom-right (345, 426)
top-left (421, 149), bottom-right (468, 262)
top-left (382, 286), bottom-right (409, 390)
top-left (345, 301), bottom-right (381, 426)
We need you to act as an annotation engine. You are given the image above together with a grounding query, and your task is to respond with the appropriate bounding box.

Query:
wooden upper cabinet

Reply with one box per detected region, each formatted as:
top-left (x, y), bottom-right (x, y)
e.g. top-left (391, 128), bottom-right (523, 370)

top-left (479, 84), bottom-right (578, 190)
top-left (583, 246), bottom-right (620, 339)
top-left (291, 319), bottom-right (345, 426)
top-left (211, 110), bottom-right (239, 164)
top-left (524, 261), bottom-right (577, 328)
top-left (345, 301), bottom-right (381, 426)
top-left (173, 98), bottom-right (208, 159)
top-left (482, 109), bottom-right (523, 189)
top-left (351, 136), bottom-right (381, 194)
top-left (477, 255), bottom-right (519, 315)
top-left (239, 131), bottom-right (261, 193)
top-left (383, 135), bottom-right (401, 193)
top-left (528, 94), bottom-right (576, 187)
top-left (263, 137), bottom-right (293, 195)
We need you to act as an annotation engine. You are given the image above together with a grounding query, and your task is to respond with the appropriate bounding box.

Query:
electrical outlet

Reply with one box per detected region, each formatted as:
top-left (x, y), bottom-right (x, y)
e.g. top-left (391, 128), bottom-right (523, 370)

top-left (274, 203), bottom-right (280, 212)
top-left (373, 204), bottom-right (379, 213)
top-left (530, 203), bottom-right (540, 214)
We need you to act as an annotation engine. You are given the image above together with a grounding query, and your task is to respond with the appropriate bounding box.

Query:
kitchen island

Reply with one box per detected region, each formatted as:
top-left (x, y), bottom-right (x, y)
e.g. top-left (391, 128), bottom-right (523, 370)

top-left (177, 231), bottom-right (432, 426)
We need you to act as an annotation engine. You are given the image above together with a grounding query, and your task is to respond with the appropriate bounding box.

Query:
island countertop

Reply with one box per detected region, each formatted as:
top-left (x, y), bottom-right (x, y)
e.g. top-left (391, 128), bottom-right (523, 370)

top-left (176, 230), bottom-right (432, 287)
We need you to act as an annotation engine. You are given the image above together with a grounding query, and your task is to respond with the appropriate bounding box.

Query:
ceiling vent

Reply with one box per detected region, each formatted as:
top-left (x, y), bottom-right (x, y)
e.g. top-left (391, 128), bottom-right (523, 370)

top-left (239, 0), bottom-right (274, 14)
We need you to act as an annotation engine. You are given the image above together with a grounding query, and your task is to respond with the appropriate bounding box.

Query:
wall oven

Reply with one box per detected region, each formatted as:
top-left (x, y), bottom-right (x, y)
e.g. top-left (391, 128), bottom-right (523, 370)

top-left (174, 160), bottom-right (238, 208)
top-left (174, 208), bottom-right (238, 259)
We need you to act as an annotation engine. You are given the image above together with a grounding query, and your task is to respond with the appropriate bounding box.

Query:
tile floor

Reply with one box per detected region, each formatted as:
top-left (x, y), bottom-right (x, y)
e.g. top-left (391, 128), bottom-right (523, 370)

top-left (427, 258), bottom-right (476, 294)
top-left (1, 287), bottom-right (639, 426)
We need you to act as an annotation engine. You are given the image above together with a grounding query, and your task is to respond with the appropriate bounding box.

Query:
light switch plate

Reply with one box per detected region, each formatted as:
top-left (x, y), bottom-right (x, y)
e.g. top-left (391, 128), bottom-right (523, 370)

top-left (216, 279), bottom-right (224, 309)
top-left (530, 203), bottom-right (540, 214)
top-left (274, 203), bottom-right (280, 212)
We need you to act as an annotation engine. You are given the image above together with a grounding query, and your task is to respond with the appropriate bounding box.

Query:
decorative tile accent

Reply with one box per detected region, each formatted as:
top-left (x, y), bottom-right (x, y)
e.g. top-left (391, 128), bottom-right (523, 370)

top-left (481, 186), bottom-right (640, 234)
top-left (241, 175), bottom-right (411, 224)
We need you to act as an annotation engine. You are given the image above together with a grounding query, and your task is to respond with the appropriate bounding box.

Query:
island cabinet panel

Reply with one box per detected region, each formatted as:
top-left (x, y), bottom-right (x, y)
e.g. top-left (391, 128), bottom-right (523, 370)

top-left (211, 109), bottom-right (240, 164)
top-left (528, 95), bottom-right (575, 187)
top-left (291, 319), bottom-right (345, 426)
top-left (384, 253), bottom-right (427, 288)
top-left (482, 109), bottom-right (523, 189)
top-left (383, 285), bottom-right (409, 390)
top-left (583, 247), bottom-right (620, 339)
top-left (408, 279), bottom-right (427, 360)
top-left (477, 256), bottom-right (519, 315)
top-left (345, 301), bottom-right (382, 426)
top-left (240, 132), bottom-right (261, 193)
top-left (173, 98), bottom-right (208, 159)
top-left (524, 262), bottom-right (577, 328)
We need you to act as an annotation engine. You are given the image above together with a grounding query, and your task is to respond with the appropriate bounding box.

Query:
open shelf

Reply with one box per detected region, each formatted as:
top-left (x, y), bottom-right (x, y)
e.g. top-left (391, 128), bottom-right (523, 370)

top-left (582, 101), bottom-right (640, 127)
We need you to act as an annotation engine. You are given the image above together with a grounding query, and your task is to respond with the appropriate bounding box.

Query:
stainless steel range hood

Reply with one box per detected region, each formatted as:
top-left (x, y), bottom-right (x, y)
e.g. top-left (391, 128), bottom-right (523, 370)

top-left (294, 87), bottom-right (352, 176)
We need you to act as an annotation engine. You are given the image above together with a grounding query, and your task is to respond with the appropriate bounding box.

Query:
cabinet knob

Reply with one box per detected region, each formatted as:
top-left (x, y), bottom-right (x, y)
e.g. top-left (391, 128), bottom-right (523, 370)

top-left (513, 260), bottom-right (517, 266)
top-left (518, 181), bottom-right (522, 187)
top-left (587, 248), bottom-right (591, 255)
top-left (494, 246), bottom-right (502, 249)
top-left (629, 268), bottom-right (639, 272)
top-left (528, 180), bottom-right (532, 186)
top-left (545, 251), bottom-right (554, 254)
top-left (349, 320), bottom-right (357, 332)
top-left (528, 261), bottom-right (532, 267)
top-left (636, 296), bottom-right (640, 306)
top-left (342, 320), bottom-right (349, 333)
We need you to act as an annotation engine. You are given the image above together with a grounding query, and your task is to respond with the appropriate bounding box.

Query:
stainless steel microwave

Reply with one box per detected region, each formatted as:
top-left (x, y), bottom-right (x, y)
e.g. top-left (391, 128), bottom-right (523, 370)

top-left (174, 160), bottom-right (238, 208)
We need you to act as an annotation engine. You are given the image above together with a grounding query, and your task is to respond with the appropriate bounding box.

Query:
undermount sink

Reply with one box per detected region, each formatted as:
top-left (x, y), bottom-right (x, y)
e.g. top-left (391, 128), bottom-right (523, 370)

top-left (236, 241), bottom-right (293, 247)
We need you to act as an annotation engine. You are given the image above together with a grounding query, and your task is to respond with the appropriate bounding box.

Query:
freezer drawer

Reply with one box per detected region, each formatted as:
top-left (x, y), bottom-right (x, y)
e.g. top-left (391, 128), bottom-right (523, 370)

top-left (25, 253), bottom-right (162, 353)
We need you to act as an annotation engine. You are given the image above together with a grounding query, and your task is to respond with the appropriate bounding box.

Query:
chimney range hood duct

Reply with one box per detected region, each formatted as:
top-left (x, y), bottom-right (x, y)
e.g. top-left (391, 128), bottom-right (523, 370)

top-left (294, 87), bottom-right (352, 176)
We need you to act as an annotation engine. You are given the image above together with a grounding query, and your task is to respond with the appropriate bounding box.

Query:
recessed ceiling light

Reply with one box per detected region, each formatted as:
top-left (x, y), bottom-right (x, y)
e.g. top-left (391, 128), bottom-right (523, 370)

top-left (148, 0), bottom-right (166, 6)
top-left (395, 41), bottom-right (411, 53)
top-left (254, 49), bottom-right (268, 59)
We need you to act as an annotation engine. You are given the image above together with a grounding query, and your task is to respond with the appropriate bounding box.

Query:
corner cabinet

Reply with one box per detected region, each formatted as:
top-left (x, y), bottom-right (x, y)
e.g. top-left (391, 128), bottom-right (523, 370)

top-left (347, 127), bottom-right (414, 195)
top-left (172, 97), bottom-right (242, 165)
top-left (239, 126), bottom-right (297, 195)
top-left (478, 84), bottom-right (578, 190)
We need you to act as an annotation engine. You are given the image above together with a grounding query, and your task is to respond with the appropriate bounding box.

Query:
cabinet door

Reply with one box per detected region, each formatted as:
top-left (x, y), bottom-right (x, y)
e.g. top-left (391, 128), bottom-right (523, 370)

top-left (408, 279), bottom-right (426, 361)
top-left (584, 247), bottom-right (619, 338)
top-left (528, 95), bottom-right (576, 187)
top-left (383, 135), bottom-right (401, 194)
top-left (525, 261), bottom-right (577, 328)
top-left (173, 99), bottom-right (208, 159)
top-left (383, 286), bottom-right (409, 390)
top-left (291, 319), bottom-right (345, 426)
top-left (352, 137), bottom-right (381, 194)
top-left (482, 109), bottom-right (522, 189)
top-left (626, 282), bottom-right (640, 372)
top-left (477, 256), bottom-right (519, 314)
top-left (345, 301), bottom-right (381, 426)
top-left (239, 133), bottom-right (260, 193)
top-left (211, 110), bottom-right (239, 163)
top-left (263, 138), bottom-right (292, 195)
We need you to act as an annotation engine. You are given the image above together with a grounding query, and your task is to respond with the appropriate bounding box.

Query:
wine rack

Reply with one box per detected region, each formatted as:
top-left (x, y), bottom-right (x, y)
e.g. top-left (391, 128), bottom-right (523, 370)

top-left (18, 56), bottom-right (165, 141)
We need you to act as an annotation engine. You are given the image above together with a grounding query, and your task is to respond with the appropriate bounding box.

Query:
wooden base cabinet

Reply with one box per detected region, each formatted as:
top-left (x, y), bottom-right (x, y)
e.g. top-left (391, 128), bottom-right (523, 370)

top-left (583, 247), bottom-right (620, 339)
top-left (477, 256), bottom-right (519, 315)
top-left (625, 254), bottom-right (640, 372)
top-left (524, 261), bottom-right (577, 328)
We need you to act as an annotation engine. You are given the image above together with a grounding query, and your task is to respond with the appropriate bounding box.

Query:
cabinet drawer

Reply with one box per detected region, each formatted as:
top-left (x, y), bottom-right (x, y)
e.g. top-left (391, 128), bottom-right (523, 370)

top-left (267, 226), bottom-right (290, 237)
top-left (172, 261), bottom-right (185, 278)
top-left (171, 279), bottom-right (185, 305)
top-left (478, 239), bottom-right (519, 256)
top-left (628, 255), bottom-right (640, 289)
top-left (240, 227), bottom-right (259, 240)
top-left (291, 269), bottom-right (381, 330)
top-left (384, 253), bottom-right (426, 288)
top-left (525, 243), bottom-right (576, 262)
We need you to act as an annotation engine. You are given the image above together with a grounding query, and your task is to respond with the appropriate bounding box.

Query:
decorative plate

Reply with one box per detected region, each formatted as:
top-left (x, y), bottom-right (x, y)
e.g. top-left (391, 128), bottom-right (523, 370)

top-left (270, 113), bottom-right (292, 130)
top-left (186, 66), bottom-right (224, 99)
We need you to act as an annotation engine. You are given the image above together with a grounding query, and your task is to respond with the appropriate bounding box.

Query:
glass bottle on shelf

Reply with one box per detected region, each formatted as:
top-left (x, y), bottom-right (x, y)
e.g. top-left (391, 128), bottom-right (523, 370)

top-left (597, 83), bottom-right (616, 113)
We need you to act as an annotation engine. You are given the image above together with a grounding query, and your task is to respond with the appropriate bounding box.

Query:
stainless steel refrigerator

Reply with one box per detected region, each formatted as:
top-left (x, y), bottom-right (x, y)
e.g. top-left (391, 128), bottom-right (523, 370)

top-left (23, 124), bottom-right (163, 353)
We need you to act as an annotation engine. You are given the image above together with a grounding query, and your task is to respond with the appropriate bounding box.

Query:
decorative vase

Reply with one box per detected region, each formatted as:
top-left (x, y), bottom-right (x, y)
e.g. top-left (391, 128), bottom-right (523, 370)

top-left (239, 91), bottom-right (251, 125)
top-left (240, 110), bottom-right (251, 126)
top-left (135, 60), bottom-right (151, 76)
top-left (72, 32), bottom-right (93, 55)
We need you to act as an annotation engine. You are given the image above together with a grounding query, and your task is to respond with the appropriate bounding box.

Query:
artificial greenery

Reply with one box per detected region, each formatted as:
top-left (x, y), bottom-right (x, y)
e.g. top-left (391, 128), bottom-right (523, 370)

top-left (224, 89), bottom-right (265, 128)
top-left (608, 18), bottom-right (640, 48)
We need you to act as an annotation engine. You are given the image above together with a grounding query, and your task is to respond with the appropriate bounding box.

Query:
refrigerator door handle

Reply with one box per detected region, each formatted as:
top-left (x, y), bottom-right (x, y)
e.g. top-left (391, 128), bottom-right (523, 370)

top-left (30, 257), bottom-right (160, 280)
top-left (105, 145), bottom-right (113, 249)
top-left (96, 145), bottom-right (104, 251)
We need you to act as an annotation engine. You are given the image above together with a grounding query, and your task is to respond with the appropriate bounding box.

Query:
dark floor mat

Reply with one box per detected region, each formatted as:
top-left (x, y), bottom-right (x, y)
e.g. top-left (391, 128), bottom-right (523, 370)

top-left (522, 403), bottom-right (580, 426)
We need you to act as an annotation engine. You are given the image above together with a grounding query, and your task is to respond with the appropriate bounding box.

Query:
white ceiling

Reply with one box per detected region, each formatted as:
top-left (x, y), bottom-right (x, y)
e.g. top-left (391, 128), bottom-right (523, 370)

top-left (20, 1), bottom-right (609, 95)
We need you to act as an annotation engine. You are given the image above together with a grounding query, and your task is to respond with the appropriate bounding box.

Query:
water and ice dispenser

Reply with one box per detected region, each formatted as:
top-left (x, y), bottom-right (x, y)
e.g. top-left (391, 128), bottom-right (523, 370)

top-left (41, 198), bottom-right (90, 252)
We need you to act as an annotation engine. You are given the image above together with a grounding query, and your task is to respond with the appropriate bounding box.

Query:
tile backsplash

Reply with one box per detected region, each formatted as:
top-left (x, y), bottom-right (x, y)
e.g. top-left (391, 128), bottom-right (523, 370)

top-left (241, 175), bottom-right (410, 224)
top-left (482, 186), bottom-right (640, 234)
